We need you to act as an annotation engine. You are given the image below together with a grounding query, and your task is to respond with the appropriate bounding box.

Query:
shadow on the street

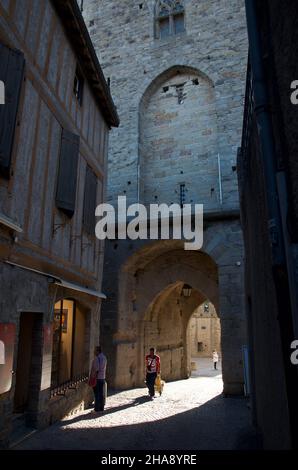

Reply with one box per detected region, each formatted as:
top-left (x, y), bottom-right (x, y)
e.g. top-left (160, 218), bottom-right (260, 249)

top-left (69, 395), bottom-right (152, 422)
top-left (16, 393), bottom-right (260, 451)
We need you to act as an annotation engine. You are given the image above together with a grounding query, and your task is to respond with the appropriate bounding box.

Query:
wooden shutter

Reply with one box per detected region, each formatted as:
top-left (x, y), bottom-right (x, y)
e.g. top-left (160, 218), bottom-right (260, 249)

top-left (55, 129), bottom-right (80, 217)
top-left (83, 165), bottom-right (97, 235)
top-left (0, 43), bottom-right (25, 177)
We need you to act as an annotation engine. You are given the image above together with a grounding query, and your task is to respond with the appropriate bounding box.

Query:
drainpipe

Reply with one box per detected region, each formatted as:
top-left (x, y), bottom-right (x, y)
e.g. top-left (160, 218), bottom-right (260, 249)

top-left (137, 162), bottom-right (140, 204)
top-left (245, 0), bottom-right (298, 448)
top-left (217, 154), bottom-right (223, 205)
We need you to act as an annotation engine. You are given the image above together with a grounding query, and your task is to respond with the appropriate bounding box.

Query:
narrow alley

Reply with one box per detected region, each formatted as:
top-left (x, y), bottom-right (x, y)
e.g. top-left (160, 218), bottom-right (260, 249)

top-left (15, 360), bottom-right (256, 451)
top-left (1, 0), bottom-right (298, 458)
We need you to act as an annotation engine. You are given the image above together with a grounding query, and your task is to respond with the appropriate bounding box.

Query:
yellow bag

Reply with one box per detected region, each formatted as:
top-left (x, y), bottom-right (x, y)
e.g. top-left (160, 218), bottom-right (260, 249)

top-left (154, 374), bottom-right (164, 395)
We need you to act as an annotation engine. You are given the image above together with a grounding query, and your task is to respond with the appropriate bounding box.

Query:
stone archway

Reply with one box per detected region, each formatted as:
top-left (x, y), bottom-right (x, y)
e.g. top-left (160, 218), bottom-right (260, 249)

top-left (187, 299), bottom-right (221, 368)
top-left (112, 235), bottom-right (246, 395)
top-left (142, 282), bottom-right (209, 383)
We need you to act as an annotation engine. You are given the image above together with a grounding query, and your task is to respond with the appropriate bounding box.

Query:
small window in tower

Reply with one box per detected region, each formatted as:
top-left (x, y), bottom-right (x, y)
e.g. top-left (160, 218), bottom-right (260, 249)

top-left (174, 13), bottom-right (185, 34)
top-left (159, 17), bottom-right (170, 39)
top-left (73, 66), bottom-right (84, 106)
top-left (155, 1), bottom-right (185, 39)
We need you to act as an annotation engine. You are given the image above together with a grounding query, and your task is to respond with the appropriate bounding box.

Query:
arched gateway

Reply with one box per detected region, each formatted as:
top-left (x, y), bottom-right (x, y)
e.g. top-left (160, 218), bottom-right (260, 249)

top-left (102, 222), bottom-right (246, 396)
top-left (82, 0), bottom-right (249, 398)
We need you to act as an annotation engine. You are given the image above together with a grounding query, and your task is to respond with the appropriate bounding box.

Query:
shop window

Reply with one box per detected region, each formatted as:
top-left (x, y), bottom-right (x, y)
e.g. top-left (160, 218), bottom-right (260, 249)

top-left (51, 299), bottom-right (89, 390)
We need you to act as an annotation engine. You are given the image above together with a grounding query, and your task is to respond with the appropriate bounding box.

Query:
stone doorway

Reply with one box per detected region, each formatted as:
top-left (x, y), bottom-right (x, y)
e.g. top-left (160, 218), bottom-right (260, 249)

top-left (14, 312), bottom-right (43, 415)
top-left (142, 284), bottom-right (221, 383)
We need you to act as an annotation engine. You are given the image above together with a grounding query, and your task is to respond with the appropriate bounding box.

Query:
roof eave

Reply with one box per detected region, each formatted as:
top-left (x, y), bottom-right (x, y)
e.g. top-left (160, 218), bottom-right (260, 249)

top-left (51, 0), bottom-right (119, 128)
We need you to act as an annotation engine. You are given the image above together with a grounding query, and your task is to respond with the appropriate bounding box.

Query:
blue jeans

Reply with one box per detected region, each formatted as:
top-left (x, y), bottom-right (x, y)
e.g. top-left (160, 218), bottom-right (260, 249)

top-left (93, 379), bottom-right (106, 411)
top-left (146, 372), bottom-right (157, 397)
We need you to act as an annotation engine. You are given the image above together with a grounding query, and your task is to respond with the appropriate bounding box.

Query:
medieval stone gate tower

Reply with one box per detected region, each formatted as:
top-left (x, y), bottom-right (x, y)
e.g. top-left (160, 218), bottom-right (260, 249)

top-left (83, 0), bottom-right (248, 395)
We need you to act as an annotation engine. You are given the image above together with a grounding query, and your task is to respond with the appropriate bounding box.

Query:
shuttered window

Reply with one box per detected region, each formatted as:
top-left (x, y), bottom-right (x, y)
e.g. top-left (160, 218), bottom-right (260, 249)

top-left (83, 165), bottom-right (97, 236)
top-left (55, 129), bottom-right (80, 217)
top-left (0, 43), bottom-right (25, 177)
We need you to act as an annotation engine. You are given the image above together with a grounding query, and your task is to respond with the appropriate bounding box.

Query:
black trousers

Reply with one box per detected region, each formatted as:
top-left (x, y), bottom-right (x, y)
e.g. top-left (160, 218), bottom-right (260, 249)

top-left (146, 372), bottom-right (157, 397)
top-left (93, 379), bottom-right (106, 411)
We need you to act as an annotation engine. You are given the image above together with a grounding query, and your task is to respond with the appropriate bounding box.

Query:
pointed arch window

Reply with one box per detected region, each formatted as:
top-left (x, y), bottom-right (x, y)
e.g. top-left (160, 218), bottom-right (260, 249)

top-left (155, 0), bottom-right (185, 39)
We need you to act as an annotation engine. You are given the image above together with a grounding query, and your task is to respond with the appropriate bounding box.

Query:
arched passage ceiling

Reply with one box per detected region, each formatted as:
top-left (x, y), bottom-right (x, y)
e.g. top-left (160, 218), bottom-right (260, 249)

top-left (132, 249), bottom-right (219, 317)
top-left (144, 281), bottom-right (207, 325)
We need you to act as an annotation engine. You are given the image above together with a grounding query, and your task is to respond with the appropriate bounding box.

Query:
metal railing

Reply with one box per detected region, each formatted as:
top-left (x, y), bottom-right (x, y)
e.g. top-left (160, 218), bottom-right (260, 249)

top-left (50, 372), bottom-right (89, 398)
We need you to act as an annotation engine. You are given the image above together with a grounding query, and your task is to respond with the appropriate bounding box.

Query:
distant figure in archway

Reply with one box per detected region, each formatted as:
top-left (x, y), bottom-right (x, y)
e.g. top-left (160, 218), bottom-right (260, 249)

top-left (145, 347), bottom-right (160, 399)
top-left (212, 350), bottom-right (219, 370)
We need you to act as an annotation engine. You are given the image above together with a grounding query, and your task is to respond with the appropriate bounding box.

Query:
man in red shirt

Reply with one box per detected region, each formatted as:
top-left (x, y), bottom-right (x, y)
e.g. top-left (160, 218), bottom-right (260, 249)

top-left (145, 347), bottom-right (160, 399)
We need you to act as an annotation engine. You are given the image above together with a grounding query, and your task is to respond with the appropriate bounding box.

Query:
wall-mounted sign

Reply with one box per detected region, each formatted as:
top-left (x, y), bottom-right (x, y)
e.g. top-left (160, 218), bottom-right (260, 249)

top-left (0, 323), bottom-right (16, 394)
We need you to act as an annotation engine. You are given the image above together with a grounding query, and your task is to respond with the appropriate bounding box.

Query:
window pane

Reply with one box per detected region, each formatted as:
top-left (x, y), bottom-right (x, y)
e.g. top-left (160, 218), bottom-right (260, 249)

top-left (159, 18), bottom-right (170, 38)
top-left (51, 301), bottom-right (62, 388)
top-left (174, 14), bottom-right (185, 34)
top-left (72, 305), bottom-right (88, 378)
top-left (59, 300), bottom-right (74, 384)
top-left (51, 299), bottom-right (74, 388)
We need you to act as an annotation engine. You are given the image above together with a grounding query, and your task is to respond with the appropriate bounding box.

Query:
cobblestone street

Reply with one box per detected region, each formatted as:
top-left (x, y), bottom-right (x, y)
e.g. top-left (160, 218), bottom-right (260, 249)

top-left (16, 360), bottom-right (256, 450)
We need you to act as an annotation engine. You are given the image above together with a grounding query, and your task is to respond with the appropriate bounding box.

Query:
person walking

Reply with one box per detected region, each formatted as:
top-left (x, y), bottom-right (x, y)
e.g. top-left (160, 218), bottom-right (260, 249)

top-left (90, 345), bottom-right (107, 411)
top-left (212, 350), bottom-right (219, 370)
top-left (145, 347), bottom-right (160, 400)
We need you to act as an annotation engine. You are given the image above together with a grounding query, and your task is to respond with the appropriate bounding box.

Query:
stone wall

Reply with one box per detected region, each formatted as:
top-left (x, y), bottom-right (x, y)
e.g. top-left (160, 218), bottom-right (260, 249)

top-left (101, 218), bottom-right (246, 395)
top-left (139, 68), bottom-right (218, 207)
top-left (236, 0), bottom-right (298, 449)
top-left (82, 0), bottom-right (248, 396)
top-left (188, 303), bottom-right (221, 358)
top-left (261, 0), bottom-right (298, 240)
top-left (83, 0), bottom-right (248, 209)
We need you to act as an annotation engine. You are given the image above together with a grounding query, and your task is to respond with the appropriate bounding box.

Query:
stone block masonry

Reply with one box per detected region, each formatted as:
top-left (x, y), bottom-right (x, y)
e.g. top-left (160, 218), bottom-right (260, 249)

top-left (83, 0), bottom-right (248, 210)
top-left (83, 1), bottom-right (248, 395)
